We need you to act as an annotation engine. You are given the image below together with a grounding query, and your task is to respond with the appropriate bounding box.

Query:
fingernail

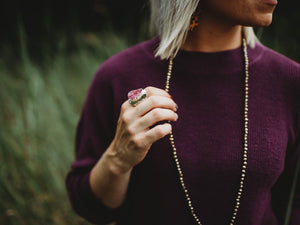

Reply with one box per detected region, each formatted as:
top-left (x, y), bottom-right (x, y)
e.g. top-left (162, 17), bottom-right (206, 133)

top-left (175, 113), bottom-right (178, 121)
top-left (175, 103), bottom-right (178, 111)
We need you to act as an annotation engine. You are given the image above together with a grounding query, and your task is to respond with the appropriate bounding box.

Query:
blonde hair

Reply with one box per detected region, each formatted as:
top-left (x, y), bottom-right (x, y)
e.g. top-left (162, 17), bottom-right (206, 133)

top-left (150, 0), bottom-right (258, 60)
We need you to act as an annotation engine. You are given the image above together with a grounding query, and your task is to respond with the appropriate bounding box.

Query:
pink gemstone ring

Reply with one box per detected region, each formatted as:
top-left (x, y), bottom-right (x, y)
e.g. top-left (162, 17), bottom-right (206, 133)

top-left (128, 88), bottom-right (147, 106)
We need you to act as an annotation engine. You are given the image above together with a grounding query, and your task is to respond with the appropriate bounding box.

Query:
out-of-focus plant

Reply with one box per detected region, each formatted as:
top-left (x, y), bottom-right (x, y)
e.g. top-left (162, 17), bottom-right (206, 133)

top-left (0, 27), bottom-right (128, 225)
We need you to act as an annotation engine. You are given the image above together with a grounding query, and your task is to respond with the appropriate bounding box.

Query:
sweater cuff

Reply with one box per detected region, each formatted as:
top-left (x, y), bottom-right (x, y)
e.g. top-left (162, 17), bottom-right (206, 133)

top-left (79, 171), bottom-right (122, 224)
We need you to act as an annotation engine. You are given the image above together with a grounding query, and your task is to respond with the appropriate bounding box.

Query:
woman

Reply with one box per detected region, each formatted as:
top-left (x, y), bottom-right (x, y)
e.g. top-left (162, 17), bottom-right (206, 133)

top-left (66, 0), bottom-right (300, 224)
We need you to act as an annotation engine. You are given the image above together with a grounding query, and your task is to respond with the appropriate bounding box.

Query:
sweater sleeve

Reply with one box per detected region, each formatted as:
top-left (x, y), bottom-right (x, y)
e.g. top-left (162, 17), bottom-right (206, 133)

top-left (270, 138), bottom-right (300, 225)
top-left (270, 144), bottom-right (299, 225)
top-left (271, 61), bottom-right (300, 225)
top-left (65, 67), bottom-right (122, 224)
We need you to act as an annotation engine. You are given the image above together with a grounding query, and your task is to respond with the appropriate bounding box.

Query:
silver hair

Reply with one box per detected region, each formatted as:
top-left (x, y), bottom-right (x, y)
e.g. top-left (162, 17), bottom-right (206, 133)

top-left (150, 0), bottom-right (258, 60)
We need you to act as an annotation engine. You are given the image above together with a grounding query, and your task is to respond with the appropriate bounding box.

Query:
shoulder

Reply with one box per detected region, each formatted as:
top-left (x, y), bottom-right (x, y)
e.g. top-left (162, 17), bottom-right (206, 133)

top-left (91, 36), bottom-right (163, 86)
top-left (250, 42), bottom-right (300, 98)
top-left (85, 36), bottom-right (167, 113)
top-left (249, 43), bottom-right (300, 144)
top-left (251, 42), bottom-right (300, 77)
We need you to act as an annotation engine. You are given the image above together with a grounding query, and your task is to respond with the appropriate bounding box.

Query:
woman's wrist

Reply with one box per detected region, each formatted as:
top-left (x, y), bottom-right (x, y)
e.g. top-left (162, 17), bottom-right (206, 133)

top-left (104, 144), bottom-right (133, 176)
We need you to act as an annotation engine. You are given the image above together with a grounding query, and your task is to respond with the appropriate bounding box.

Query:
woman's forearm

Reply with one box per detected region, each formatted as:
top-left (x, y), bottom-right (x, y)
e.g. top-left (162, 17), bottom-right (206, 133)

top-left (90, 144), bottom-right (133, 209)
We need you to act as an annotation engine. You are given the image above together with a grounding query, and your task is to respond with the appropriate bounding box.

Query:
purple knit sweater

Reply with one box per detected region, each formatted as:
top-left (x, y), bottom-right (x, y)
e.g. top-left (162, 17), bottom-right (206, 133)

top-left (66, 37), bottom-right (300, 225)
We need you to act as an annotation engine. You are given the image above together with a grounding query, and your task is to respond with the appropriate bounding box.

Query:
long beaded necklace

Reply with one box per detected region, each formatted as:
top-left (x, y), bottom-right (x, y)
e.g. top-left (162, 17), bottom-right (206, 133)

top-left (164, 38), bottom-right (249, 225)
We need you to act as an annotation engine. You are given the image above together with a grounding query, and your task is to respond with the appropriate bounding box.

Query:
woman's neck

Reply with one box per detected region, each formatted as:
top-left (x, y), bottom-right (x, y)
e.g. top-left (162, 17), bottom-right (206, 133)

top-left (182, 16), bottom-right (243, 53)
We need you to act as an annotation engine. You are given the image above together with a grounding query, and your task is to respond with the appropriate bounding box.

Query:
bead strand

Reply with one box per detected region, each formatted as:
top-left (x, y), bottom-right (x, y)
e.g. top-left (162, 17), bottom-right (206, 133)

top-left (229, 38), bottom-right (249, 225)
top-left (164, 38), bottom-right (249, 225)
top-left (165, 56), bottom-right (203, 225)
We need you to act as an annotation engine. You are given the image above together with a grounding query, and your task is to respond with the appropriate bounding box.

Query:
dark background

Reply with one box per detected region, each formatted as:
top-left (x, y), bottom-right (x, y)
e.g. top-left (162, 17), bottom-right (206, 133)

top-left (0, 0), bottom-right (149, 62)
top-left (0, 0), bottom-right (299, 62)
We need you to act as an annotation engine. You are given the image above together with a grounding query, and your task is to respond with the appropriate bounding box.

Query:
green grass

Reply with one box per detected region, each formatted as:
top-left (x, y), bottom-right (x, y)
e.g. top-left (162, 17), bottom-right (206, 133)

top-left (0, 31), bottom-right (128, 225)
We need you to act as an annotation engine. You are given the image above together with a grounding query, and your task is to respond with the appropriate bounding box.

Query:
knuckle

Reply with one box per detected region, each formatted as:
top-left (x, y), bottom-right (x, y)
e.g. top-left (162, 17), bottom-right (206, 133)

top-left (121, 112), bottom-right (131, 124)
top-left (151, 108), bottom-right (162, 120)
top-left (121, 101), bottom-right (128, 111)
top-left (149, 96), bottom-right (160, 106)
top-left (126, 125), bottom-right (136, 136)
top-left (155, 126), bottom-right (166, 137)
top-left (132, 135), bottom-right (145, 149)
top-left (145, 86), bottom-right (153, 93)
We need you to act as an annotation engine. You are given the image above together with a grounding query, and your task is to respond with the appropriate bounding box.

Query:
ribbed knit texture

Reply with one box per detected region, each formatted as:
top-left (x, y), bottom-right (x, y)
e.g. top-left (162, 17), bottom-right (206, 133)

top-left (66, 37), bottom-right (300, 225)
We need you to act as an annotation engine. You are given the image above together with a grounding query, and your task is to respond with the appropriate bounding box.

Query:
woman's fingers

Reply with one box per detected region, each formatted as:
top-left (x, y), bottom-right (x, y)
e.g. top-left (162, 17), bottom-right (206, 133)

top-left (141, 86), bottom-right (177, 114)
top-left (144, 123), bottom-right (172, 145)
top-left (111, 87), bottom-right (178, 170)
top-left (131, 123), bottom-right (172, 150)
top-left (119, 86), bottom-right (177, 137)
top-left (130, 108), bottom-right (178, 133)
top-left (120, 87), bottom-right (177, 122)
top-left (135, 95), bottom-right (177, 117)
top-left (122, 86), bottom-right (171, 112)
top-left (144, 86), bottom-right (171, 98)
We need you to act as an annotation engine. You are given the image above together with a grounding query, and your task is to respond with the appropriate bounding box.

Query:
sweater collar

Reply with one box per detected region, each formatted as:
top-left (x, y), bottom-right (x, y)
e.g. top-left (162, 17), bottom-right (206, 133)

top-left (173, 44), bottom-right (262, 75)
top-left (143, 36), bottom-right (263, 75)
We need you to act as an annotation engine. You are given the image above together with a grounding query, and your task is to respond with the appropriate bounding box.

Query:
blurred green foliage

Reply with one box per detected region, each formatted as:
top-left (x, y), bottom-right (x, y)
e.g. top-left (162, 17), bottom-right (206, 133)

top-left (0, 29), bottom-right (128, 225)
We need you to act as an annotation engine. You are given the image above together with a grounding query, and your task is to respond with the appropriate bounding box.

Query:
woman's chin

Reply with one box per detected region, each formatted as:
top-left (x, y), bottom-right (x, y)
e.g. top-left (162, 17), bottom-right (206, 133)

top-left (258, 15), bottom-right (273, 27)
top-left (246, 14), bottom-right (274, 27)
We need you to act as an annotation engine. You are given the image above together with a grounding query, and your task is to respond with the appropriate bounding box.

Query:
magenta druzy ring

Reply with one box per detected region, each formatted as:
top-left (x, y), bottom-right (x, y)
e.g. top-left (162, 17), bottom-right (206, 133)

top-left (128, 88), bottom-right (147, 106)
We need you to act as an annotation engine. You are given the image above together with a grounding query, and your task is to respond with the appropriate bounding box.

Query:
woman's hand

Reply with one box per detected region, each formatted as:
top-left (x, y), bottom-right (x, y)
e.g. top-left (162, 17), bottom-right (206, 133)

top-left (90, 86), bottom-right (177, 208)
top-left (106, 86), bottom-right (178, 174)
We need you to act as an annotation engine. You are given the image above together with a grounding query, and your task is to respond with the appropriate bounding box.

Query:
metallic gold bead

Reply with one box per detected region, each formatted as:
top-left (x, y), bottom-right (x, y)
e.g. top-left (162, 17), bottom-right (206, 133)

top-left (165, 39), bottom-right (249, 225)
